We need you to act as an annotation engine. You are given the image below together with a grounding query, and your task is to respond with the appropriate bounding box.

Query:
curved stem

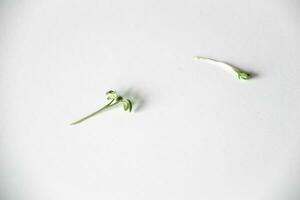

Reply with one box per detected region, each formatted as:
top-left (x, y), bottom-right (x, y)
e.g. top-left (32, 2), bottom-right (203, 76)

top-left (194, 56), bottom-right (238, 70)
top-left (70, 100), bottom-right (119, 125)
top-left (194, 56), bottom-right (250, 80)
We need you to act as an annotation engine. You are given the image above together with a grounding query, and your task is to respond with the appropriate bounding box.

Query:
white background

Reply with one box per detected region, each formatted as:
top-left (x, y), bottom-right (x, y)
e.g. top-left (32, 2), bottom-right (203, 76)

top-left (1, 0), bottom-right (300, 200)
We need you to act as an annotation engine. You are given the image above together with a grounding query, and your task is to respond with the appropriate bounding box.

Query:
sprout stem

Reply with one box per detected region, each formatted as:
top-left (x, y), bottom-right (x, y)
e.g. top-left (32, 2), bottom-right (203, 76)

top-left (194, 56), bottom-right (251, 80)
top-left (70, 90), bottom-right (133, 125)
top-left (70, 100), bottom-right (117, 125)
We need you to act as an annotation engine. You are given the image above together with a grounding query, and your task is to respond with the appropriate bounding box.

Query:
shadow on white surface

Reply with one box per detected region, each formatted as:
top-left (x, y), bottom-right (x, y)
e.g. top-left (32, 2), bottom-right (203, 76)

top-left (121, 88), bottom-right (147, 112)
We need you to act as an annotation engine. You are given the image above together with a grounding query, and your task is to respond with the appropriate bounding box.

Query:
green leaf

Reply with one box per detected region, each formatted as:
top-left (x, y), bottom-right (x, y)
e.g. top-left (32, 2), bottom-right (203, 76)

top-left (122, 99), bottom-right (132, 112)
top-left (106, 90), bottom-right (118, 100)
top-left (237, 71), bottom-right (250, 80)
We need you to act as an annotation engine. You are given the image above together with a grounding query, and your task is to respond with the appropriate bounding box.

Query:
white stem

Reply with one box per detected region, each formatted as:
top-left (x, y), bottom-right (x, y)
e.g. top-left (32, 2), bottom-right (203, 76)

top-left (193, 56), bottom-right (237, 74)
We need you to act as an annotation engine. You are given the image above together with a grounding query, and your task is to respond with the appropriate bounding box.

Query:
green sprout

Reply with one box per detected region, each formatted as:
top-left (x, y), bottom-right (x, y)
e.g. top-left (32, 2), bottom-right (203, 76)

top-left (70, 90), bottom-right (132, 125)
top-left (194, 56), bottom-right (251, 80)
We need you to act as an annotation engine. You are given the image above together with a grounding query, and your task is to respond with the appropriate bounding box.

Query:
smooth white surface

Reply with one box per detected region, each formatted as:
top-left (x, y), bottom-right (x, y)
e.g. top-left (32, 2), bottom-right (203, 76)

top-left (1, 0), bottom-right (300, 200)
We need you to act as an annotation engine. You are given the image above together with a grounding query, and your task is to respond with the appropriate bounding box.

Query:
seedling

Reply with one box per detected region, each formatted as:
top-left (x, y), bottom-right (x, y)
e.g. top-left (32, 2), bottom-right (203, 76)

top-left (194, 56), bottom-right (251, 80)
top-left (70, 90), bottom-right (132, 125)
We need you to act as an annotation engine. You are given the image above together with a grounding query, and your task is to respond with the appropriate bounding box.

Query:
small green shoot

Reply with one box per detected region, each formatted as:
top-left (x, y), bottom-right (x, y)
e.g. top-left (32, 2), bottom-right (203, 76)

top-left (70, 90), bottom-right (132, 125)
top-left (194, 56), bottom-right (251, 80)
